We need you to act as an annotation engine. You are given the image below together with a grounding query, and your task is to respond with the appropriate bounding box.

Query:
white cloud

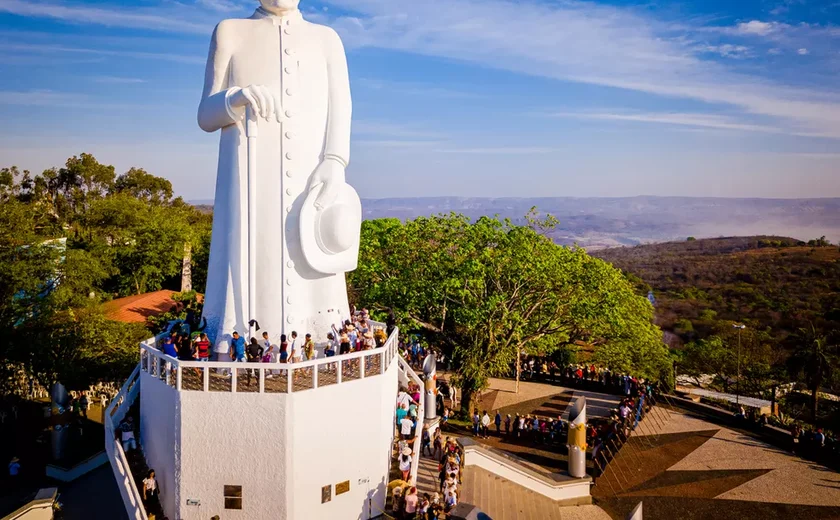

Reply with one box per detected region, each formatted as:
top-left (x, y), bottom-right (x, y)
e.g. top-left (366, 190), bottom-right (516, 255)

top-left (353, 120), bottom-right (445, 140)
top-left (736, 20), bottom-right (780, 36)
top-left (196, 0), bottom-right (245, 12)
top-left (768, 48), bottom-right (782, 55)
top-left (434, 147), bottom-right (556, 154)
top-left (0, 0), bottom-right (211, 34)
top-left (355, 78), bottom-right (480, 99)
top-left (798, 47), bottom-right (810, 55)
top-left (324, 0), bottom-right (840, 138)
top-left (0, 89), bottom-right (153, 109)
top-left (548, 111), bottom-right (786, 135)
top-left (697, 44), bottom-right (751, 59)
top-left (355, 139), bottom-right (443, 148)
top-left (92, 76), bottom-right (146, 84)
top-left (0, 42), bottom-right (205, 64)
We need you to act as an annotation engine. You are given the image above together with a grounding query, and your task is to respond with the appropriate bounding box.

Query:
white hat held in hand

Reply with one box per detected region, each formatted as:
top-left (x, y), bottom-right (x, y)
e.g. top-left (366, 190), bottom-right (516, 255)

top-left (299, 181), bottom-right (362, 274)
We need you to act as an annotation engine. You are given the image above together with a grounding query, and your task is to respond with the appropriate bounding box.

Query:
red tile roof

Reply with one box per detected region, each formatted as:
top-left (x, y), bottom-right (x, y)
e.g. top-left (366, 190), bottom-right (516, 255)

top-left (102, 290), bottom-right (182, 324)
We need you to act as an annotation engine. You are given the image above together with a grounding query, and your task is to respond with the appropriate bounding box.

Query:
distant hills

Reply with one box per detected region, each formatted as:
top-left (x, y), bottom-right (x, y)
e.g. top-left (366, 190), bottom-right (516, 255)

top-left (191, 196), bottom-right (840, 249)
top-left (593, 236), bottom-right (840, 349)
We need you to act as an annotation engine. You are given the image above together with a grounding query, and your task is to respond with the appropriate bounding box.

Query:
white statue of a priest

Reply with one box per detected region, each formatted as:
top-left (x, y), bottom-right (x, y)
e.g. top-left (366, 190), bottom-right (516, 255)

top-left (198, 0), bottom-right (361, 355)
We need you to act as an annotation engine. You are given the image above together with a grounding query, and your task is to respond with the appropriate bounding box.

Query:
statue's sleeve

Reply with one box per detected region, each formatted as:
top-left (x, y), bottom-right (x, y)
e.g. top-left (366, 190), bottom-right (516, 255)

top-left (323, 29), bottom-right (352, 167)
top-left (198, 22), bottom-right (246, 133)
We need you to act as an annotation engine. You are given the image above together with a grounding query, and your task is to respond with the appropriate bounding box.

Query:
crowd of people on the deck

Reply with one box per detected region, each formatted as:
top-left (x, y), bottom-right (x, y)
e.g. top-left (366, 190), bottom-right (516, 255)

top-left (154, 306), bottom-right (394, 369)
top-left (391, 380), bottom-right (463, 519)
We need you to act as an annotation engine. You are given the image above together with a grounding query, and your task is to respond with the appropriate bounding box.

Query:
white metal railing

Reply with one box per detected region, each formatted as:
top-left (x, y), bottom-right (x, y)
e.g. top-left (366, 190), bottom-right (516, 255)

top-left (396, 355), bottom-right (424, 485)
top-left (139, 327), bottom-right (400, 394)
top-left (104, 364), bottom-right (148, 520)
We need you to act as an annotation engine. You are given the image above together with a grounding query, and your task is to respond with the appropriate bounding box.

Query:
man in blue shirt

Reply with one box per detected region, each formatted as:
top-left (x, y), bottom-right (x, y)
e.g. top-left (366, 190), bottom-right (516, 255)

top-left (162, 337), bottom-right (178, 358)
top-left (229, 331), bottom-right (246, 362)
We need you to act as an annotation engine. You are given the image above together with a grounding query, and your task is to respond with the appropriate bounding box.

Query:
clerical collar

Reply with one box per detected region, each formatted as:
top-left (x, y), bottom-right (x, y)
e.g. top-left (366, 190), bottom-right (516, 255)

top-left (253, 6), bottom-right (303, 24)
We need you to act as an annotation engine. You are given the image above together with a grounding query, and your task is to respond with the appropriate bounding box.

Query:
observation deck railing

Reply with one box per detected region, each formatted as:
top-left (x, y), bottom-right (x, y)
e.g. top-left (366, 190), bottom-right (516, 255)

top-left (138, 326), bottom-right (400, 394)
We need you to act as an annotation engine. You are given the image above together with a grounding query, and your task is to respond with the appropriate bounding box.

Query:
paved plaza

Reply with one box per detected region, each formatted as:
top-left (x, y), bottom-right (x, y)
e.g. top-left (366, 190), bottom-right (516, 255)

top-left (455, 378), bottom-right (840, 520)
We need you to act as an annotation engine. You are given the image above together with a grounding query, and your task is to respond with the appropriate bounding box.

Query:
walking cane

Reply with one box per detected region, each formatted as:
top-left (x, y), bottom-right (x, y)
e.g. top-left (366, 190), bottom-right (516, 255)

top-left (245, 106), bottom-right (258, 342)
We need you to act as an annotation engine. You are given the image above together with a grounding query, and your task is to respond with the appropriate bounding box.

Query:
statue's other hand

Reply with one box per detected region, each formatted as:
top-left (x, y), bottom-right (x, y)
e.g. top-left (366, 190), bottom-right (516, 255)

top-left (309, 158), bottom-right (346, 210)
top-left (229, 85), bottom-right (282, 123)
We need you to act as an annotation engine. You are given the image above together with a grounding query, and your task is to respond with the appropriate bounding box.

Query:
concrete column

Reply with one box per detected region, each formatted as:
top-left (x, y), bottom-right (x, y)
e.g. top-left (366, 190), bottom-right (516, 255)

top-left (567, 395), bottom-right (587, 478)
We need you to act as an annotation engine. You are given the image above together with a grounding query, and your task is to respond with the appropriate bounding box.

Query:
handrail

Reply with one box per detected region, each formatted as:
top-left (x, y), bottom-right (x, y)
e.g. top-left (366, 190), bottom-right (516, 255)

top-left (104, 365), bottom-right (148, 520)
top-left (396, 355), bottom-right (424, 485)
top-left (139, 326), bottom-right (401, 394)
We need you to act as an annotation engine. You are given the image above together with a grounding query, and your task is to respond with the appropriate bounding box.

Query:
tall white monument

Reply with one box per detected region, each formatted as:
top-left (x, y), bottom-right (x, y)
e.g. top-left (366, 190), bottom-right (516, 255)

top-left (110, 3), bottom-right (400, 520)
top-left (198, 0), bottom-right (361, 353)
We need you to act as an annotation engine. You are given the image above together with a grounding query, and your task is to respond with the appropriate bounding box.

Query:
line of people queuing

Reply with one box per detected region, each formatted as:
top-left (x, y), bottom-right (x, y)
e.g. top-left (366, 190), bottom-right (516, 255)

top-left (391, 380), bottom-right (464, 519)
top-left (590, 385), bottom-right (658, 476)
top-left (518, 357), bottom-right (662, 398)
top-left (466, 409), bottom-right (570, 447)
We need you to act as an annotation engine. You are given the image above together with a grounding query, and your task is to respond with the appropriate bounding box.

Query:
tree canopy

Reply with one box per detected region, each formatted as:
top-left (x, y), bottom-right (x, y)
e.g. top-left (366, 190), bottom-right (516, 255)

top-left (349, 212), bottom-right (671, 411)
top-left (0, 155), bottom-right (211, 392)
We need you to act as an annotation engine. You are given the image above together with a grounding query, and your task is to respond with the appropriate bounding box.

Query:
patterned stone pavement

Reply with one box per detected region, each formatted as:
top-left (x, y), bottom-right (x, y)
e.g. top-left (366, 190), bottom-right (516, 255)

top-left (594, 409), bottom-right (840, 519)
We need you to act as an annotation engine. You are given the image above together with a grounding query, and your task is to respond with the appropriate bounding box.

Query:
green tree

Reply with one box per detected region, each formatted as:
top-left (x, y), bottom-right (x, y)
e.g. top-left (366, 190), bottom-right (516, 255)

top-left (13, 308), bottom-right (147, 391)
top-left (82, 193), bottom-right (198, 295)
top-left (112, 167), bottom-right (174, 203)
top-left (787, 324), bottom-right (839, 422)
top-left (350, 213), bottom-right (671, 413)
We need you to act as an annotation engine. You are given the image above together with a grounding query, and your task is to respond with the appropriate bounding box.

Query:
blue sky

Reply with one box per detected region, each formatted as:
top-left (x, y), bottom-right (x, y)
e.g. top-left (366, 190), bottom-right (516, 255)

top-left (0, 0), bottom-right (838, 200)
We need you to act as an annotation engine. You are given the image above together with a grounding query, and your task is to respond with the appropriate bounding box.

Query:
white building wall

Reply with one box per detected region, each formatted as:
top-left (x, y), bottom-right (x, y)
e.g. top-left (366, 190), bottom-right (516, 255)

top-left (139, 371), bottom-right (181, 518)
top-left (288, 362), bottom-right (398, 520)
top-left (177, 390), bottom-right (290, 520)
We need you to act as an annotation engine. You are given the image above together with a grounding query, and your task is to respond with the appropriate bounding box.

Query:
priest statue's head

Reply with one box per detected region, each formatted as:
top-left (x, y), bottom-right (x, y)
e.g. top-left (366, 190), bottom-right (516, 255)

top-left (259, 0), bottom-right (300, 13)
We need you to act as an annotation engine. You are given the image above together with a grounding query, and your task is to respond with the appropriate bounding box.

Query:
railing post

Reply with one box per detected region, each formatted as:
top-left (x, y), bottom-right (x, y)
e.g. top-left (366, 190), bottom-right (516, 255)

top-left (203, 366), bottom-right (209, 392)
top-left (287, 367), bottom-right (293, 393)
top-left (360, 354), bottom-right (366, 379)
top-left (336, 360), bottom-right (343, 385)
top-left (381, 351), bottom-right (385, 374)
top-left (259, 368), bottom-right (265, 394)
top-left (176, 366), bottom-right (182, 391)
top-left (231, 365), bottom-right (237, 393)
top-left (313, 365), bottom-right (319, 389)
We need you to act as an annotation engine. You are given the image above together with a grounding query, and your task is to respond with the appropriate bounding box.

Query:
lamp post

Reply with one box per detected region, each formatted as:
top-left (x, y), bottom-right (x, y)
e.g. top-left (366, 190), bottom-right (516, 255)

top-left (733, 324), bottom-right (746, 406)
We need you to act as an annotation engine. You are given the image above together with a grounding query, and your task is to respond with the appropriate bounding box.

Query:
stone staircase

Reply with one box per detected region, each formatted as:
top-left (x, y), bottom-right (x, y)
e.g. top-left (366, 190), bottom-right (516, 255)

top-left (111, 398), bottom-right (164, 519)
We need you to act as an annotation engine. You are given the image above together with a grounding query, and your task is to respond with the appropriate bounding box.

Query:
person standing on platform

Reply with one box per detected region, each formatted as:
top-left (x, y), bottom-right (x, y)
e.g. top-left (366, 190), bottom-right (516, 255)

top-left (279, 334), bottom-right (289, 363)
top-left (195, 333), bottom-right (211, 362)
top-left (400, 413), bottom-right (414, 441)
top-left (303, 333), bottom-right (315, 360)
top-left (399, 448), bottom-right (413, 481)
top-left (229, 331), bottom-right (246, 362)
top-left (290, 331), bottom-right (301, 363)
top-left (494, 411), bottom-right (502, 436)
top-left (246, 337), bottom-right (264, 385)
top-left (481, 411), bottom-right (491, 439)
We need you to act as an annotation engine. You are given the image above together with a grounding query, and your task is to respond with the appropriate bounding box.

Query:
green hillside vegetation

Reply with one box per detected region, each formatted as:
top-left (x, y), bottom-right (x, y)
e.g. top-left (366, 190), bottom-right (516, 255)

top-left (594, 236), bottom-right (840, 425)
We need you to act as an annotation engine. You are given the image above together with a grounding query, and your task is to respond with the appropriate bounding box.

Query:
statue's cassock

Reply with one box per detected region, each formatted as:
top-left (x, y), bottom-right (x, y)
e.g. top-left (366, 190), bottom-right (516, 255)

top-left (198, 6), bottom-right (354, 353)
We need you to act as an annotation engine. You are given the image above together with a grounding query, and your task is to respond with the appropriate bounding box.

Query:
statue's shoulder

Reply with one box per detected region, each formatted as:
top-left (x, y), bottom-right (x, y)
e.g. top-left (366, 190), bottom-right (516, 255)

top-left (213, 17), bottom-right (259, 41)
top-left (302, 19), bottom-right (342, 40)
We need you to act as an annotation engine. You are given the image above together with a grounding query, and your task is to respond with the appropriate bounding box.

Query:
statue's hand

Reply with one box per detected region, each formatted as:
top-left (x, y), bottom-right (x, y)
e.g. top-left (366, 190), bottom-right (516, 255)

top-left (309, 157), bottom-right (346, 210)
top-left (229, 85), bottom-right (282, 122)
